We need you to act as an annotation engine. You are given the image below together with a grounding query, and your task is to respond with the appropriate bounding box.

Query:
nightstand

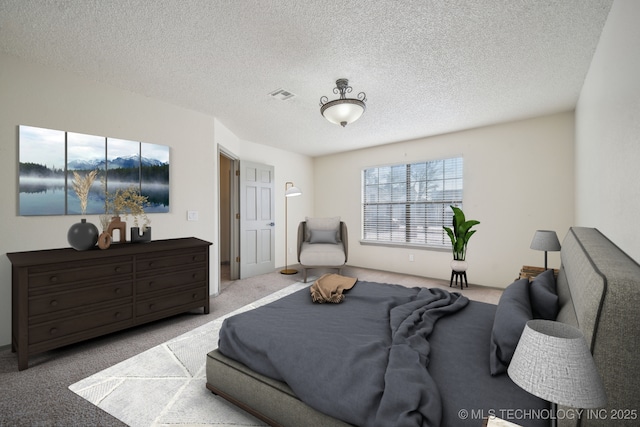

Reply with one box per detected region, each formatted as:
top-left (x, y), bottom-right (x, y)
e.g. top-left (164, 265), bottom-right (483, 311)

top-left (519, 265), bottom-right (558, 281)
top-left (483, 416), bottom-right (522, 427)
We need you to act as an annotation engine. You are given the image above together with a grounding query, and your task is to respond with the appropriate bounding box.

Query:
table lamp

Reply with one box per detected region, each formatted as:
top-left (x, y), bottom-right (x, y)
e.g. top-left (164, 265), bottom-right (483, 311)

top-left (508, 320), bottom-right (606, 427)
top-left (530, 230), bottom-right (561, 269)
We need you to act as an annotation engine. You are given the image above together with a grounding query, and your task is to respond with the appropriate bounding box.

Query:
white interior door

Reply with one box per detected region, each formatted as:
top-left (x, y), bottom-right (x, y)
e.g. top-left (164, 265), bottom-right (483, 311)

top-left (239, 161), bottom-right (275, 278)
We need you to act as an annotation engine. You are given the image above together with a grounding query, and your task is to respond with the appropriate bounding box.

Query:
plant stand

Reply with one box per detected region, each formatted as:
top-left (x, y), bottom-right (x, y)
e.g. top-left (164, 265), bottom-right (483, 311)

top-left (450, 270), bottom-right (468, 289)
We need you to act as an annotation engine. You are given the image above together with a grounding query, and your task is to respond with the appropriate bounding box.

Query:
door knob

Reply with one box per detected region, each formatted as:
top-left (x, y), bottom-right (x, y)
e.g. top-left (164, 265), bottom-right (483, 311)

top-left (268, 222), bottom-right (275, 226)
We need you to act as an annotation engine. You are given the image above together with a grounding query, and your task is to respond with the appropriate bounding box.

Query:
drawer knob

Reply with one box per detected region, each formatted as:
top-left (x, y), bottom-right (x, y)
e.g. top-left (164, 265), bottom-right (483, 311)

top-left (50, 300), bottom-right (58, 307)
top-left (49, 276), bottom-right (58, 283)
top-left (192, 273), bottom-right (198, 279)
top-left (148, 261), bottom-right (155, 267)
top-left (148, 281), bottom-right (154, 288)
top-left (148, 303), bottom-right (155, 310)
top-left (114, 266), bottom-right (122, 273)
top-left (192, 293), bottom-right (198, 299)
top-left (114, 311), bottom-right (121, 319)
top-left (114, 287), bottom-right (122, 295)
top-left (50, 328), bottom-right (58, 335)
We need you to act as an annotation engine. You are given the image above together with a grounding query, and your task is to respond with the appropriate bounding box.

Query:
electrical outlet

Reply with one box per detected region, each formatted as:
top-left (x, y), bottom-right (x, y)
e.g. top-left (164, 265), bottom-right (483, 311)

top-left (409, 254), bottom-right (414, 262)
top-left (187, 210), bottom-right (199, 221)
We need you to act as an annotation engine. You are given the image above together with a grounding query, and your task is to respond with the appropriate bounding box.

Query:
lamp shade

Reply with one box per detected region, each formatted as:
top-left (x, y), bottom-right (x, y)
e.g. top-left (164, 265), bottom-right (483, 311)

top-left (508, 320), bottom-right (606, 409)
top-left (321, 99), bottom-right (365, 127)
top-left (530, 230), bottom-right (561, 251)
top-left (285, 185), bottom-right (302, 197)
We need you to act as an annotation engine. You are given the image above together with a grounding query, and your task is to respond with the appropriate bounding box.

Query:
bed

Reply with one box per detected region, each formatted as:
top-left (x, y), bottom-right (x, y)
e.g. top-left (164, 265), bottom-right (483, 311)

top-left (206, 227), bottom-right (640, 426)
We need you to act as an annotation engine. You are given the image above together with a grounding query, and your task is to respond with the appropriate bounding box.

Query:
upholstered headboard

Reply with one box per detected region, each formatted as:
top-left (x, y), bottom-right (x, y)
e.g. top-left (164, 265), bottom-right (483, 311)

top-left (556, 227), bottom-right (640, 426)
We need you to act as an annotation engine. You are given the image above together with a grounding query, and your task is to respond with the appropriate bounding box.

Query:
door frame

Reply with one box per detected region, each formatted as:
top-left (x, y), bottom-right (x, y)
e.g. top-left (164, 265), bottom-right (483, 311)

top-left (217, 145), bottom-right (240, 283)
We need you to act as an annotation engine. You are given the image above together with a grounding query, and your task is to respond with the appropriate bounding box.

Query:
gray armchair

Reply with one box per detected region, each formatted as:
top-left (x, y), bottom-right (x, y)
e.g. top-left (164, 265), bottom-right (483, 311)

top-left (297, 219), bottom-right (348, 283)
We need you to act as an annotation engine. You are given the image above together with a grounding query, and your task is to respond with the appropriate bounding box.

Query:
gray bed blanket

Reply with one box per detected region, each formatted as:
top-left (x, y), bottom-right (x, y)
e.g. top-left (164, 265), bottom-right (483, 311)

top-left (218, 281), bottom-right (468, 427)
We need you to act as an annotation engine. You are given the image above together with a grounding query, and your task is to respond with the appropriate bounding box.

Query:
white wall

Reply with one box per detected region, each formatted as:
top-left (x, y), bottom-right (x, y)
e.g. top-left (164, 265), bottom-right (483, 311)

top-left (575, 0), bottom-right (640, 262)
top-left (0, 54), bottom-right (314, 347)
top-left (314, 113), bottom-right (575, 288)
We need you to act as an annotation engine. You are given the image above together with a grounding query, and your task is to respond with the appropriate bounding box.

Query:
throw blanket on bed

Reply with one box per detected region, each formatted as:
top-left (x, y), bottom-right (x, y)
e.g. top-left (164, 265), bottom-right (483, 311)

top-left (309, 273), bottom-right (358, 303)
top-left (218, 281), bottom-right (469, 427)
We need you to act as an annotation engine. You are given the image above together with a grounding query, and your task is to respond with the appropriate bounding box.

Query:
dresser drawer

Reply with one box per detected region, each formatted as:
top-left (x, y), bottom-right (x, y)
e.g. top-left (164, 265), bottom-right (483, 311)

top-left (136, 286), bottom-right (207, 317)
top-left (136, 249), bottom-right (207, 273)
top-left (28, 257), bottom-right (133, 288)
top-left (29, 281), bottom-right (133, 316)
top-left (28, 305), bottom-right (133, 345)
top-left (136, 268), bottom-right (207, 294)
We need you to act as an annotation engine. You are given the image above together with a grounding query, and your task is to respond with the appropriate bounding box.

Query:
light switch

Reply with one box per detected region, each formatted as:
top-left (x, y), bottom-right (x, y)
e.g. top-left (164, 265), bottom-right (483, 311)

top-left (187, 211), bottom-right (199, 221)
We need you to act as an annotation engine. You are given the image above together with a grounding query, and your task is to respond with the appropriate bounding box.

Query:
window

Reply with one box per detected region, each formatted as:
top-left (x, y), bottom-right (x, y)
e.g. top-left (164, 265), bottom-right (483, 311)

top-left (362, 157), bottom-right (463, 248)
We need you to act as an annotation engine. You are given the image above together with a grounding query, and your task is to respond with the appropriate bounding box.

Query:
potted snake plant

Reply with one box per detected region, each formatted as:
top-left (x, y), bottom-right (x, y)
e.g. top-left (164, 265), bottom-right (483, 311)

top-left (443, 205), bottom-right (480, 272)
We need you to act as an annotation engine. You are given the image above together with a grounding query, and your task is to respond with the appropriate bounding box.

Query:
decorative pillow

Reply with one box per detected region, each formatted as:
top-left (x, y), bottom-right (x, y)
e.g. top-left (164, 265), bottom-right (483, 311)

top-left (529, 269), bottom-right (558, 320)
top-left (309, 229), bottom-right (338, 244)
top-left (489, 278), bottom-right (533, 375)
top-left (305, 217), bottom-right (341, 242)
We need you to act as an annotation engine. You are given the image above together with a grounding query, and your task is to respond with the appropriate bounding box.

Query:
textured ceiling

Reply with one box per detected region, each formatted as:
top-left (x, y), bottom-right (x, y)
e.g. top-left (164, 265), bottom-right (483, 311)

top-left (0, 0), bottom-right (613, 157)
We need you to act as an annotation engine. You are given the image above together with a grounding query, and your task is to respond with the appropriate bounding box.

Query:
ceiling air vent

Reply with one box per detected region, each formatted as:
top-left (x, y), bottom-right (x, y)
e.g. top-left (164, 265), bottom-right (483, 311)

top-left (269, 88), bottom-right (295, 101)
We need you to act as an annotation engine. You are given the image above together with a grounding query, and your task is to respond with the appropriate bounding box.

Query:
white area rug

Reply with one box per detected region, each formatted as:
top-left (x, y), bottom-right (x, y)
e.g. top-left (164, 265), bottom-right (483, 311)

top-left (69, 282), bottom-right (308, 427)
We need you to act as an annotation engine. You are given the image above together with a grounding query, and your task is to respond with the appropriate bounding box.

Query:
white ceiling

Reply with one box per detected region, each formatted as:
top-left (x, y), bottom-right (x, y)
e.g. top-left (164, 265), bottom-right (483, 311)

top-left (0, 0), bottom-right (613, 157)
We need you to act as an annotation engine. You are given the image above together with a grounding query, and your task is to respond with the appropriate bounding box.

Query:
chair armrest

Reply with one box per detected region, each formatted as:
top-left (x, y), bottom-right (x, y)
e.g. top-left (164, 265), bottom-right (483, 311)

top-left (297, 221), bottom-right (306, 262)
top-left (340, 222), bottom-right (348, 262)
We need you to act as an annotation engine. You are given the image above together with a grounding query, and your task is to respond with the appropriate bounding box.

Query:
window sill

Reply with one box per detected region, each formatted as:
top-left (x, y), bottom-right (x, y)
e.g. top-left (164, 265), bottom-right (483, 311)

top-left (359, 240), bottom-right (451, 252)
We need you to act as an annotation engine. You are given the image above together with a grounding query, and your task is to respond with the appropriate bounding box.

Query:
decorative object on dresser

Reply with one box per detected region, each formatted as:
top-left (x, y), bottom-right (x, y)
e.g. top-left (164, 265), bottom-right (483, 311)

top-left (443, 205), bottom-right (480, 288)
top-left (530, 230), bottom-right (561, 269)
top-left (97, 212), bottom-right (113, 249)
top-left (131, 226), bottom-right (152, 243)
top-left (7, 237), bottom-right (211, 371)
top-left (508, 319), bottom-right (607, 427)
top-left (67, 218), bottom-right (100, 251)
top-left (106, 216), bottom-right (127, 243)
top-left (67, 170), bottom-right (100, 251)
top-left (280, 181), bottom-right (302, 275)
top-left (107, 185), bottom-right (151, 243)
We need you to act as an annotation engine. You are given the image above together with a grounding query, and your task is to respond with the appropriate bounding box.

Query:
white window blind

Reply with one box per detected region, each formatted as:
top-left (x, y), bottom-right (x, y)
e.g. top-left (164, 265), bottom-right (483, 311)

top-left (362, 157), bottom-right (463, 247)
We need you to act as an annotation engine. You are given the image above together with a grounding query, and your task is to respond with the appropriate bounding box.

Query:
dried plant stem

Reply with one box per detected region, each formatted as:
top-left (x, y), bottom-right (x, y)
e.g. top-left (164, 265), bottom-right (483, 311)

top-left (72, 170), bottom-right (98, 215)
top-left (106, 186), bottom-right (151, 231)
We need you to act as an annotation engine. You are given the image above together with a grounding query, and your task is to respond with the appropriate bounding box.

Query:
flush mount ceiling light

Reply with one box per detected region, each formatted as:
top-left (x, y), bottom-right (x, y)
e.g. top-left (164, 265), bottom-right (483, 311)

top-left (320, 78), bottom-right (367, 127)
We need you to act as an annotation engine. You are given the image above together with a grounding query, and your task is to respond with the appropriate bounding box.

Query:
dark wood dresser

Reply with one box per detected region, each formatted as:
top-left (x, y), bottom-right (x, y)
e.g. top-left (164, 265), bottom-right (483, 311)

top-left (7, 237), bottom-right (212, 370)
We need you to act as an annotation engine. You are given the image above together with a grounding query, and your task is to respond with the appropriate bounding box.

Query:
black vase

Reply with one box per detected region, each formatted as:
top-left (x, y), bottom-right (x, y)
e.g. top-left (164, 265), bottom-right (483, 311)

top-left (131, 226), bottom-right (151, 243)
top-left (67, 219), bottom-right (99, 251)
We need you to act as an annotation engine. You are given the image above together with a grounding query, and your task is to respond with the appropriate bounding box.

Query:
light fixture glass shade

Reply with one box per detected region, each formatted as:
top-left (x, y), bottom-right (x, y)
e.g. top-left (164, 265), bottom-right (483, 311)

top-left (508, 320), bottom-right (607, 409)
top-left (285, 186), bottom-right (302, 197)
top-left (530, 230), bottom-right (561, 251)
top-left (320, 78), bottom-right (367, 127)
top-left (321, 99), bottom-right (366, 127)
